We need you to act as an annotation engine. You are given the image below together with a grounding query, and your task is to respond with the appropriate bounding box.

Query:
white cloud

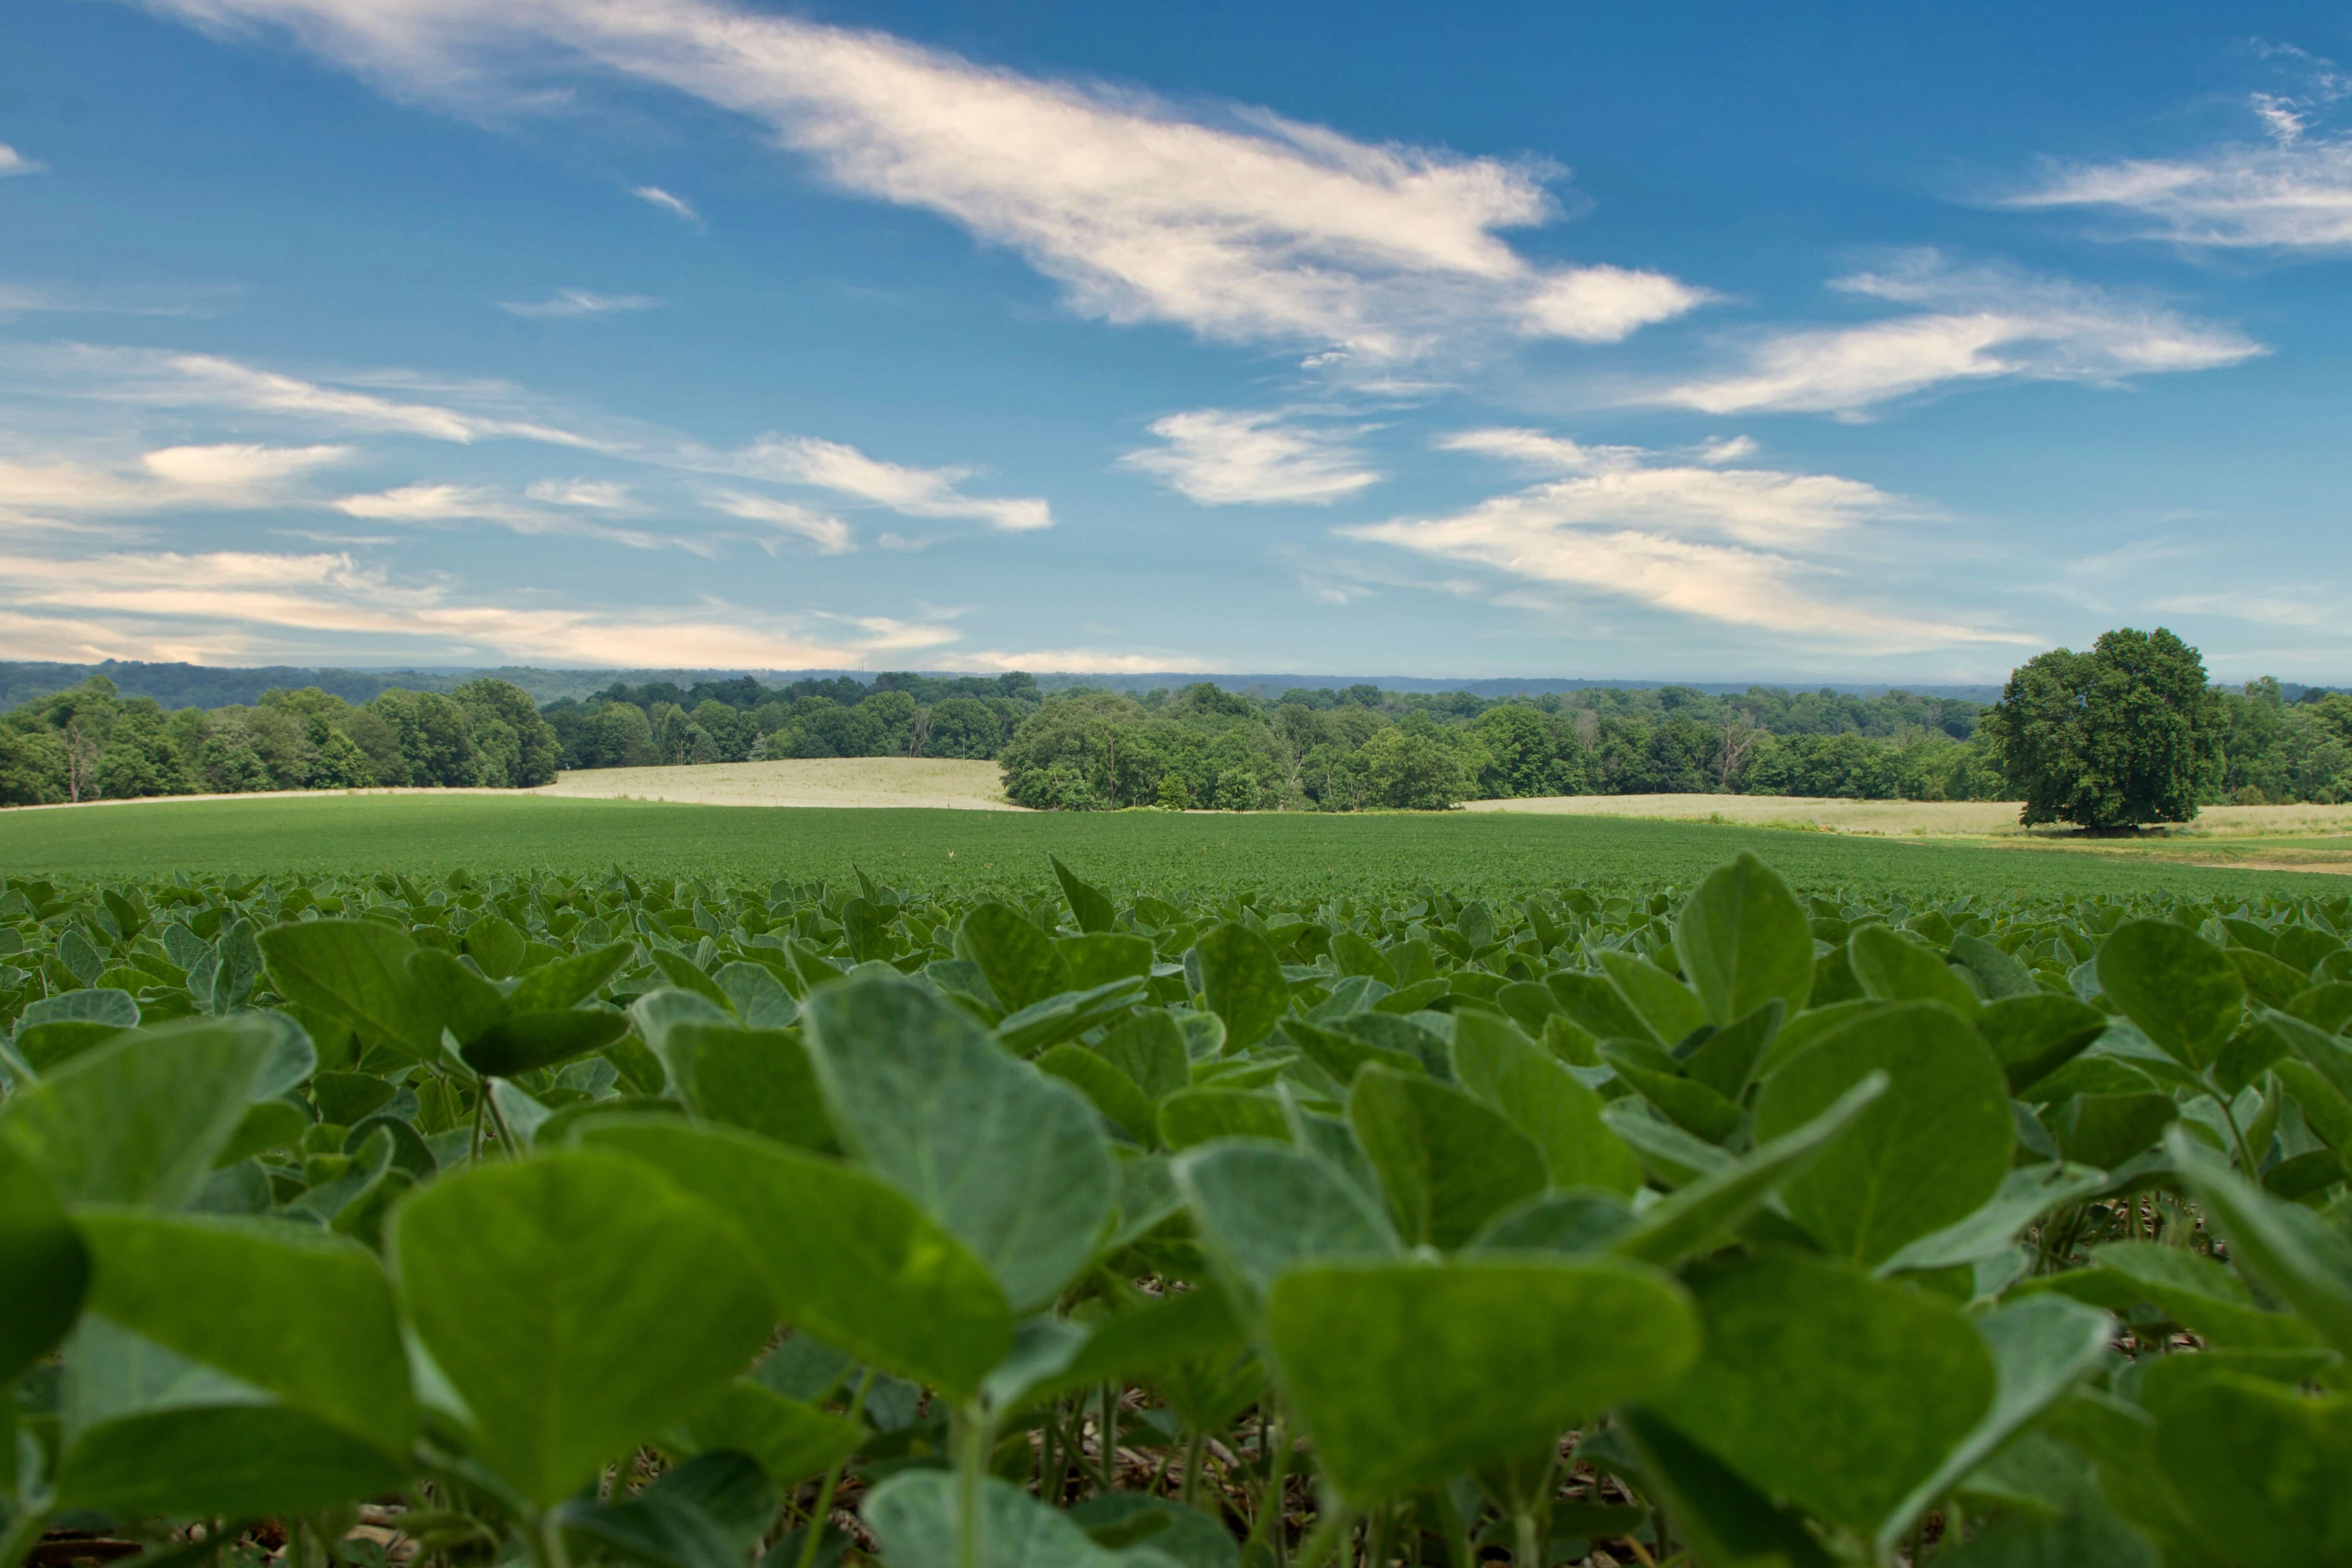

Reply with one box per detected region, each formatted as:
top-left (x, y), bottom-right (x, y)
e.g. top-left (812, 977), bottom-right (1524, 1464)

top-left (499, 288), bottom-right (662, 319)
top-left (1695, 435), bottom-right (1757, 465)
top-left (331, 482), bottom-right (714, 553)
top-left (737, 435), bottom-right (1050, 531)
top-left (0, 547), bottom-right (933, 666)
top-left (1438, 428), bottom-right (1644, 474)
top-left (955, 647), bottom-right (1212, 674)
top-left (525, 478), bottom-right (632, 508)
top-left (0, 144), bottom-right (44, 177)
top-left (1341, 434), bottom-right (2031, 651)
top-left (0, 443), bottom-right (348, 527)
top-left (1658, 255), bottom-right (2262, 416)
top-left (631, 184), bottom-right (700, 222)
top-left (704, 490), bottom-right (856, 555)
top-left (134, 0), bottom-right (1706, 361)
top-left (1121, 409), bottom-right (1381, 505)
top-left (2007, 65), bottom-right (2352, 252)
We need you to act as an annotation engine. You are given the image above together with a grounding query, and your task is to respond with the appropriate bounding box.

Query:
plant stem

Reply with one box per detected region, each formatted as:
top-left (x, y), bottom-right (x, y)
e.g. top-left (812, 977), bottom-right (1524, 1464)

top-left (796, 1366), bottom-right (875, 1568)
top-left (0, 1504), bottom-right (49, 1568)
top-left (534, 1510), bottom-right (573, 1568)
top-left (1241, 1407), bottom-right (1292, 1566)
top-left (2206, 1083), bottom-right (2260, 1177)
top-left (1513, 1508), bottom-right (1542, 1568)
top-left (952, 1404), bottom-right (991, 1568)
top-left (1182, 1429), bottom-right (1208, 1508)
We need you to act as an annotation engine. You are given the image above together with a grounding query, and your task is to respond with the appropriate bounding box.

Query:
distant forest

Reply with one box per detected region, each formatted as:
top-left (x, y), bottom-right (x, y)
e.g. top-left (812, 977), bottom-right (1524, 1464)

top-left (5, 663), bottom-right (2349, 812)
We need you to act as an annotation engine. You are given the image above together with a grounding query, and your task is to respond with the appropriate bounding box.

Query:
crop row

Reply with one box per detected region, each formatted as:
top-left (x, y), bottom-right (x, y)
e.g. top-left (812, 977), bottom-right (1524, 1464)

top-left (2, 854), bottom-right (2350, 1566)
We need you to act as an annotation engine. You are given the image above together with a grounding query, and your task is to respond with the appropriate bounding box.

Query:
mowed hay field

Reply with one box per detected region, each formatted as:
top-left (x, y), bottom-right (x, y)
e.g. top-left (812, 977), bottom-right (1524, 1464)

top-left (537, 756), bottom-right (1019, 810)
top-left (0, 787), bottom-right (2337, 902)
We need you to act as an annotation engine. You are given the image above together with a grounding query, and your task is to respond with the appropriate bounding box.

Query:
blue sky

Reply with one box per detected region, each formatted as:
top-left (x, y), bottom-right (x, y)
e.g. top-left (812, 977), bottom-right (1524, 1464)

top-left (2, 1), bottom-right (2347, 682)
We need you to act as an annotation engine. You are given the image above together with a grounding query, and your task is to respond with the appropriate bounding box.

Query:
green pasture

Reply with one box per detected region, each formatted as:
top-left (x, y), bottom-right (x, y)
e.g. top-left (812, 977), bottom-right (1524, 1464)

top-left (0, 792), bottom-right (2325, 902)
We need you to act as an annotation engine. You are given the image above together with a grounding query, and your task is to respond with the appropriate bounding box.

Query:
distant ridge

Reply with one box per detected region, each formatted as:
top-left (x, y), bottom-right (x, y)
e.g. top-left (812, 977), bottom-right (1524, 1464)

top-left (8, 658), bottom-right (2340, 712)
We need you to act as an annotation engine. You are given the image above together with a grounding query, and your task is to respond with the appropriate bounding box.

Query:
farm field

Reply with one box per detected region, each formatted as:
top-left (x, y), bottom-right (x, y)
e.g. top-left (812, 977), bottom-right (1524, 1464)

top-left (3, 840), bottom-right (2348, 1568)
top-left (0, 788), bottom-right (2336, 900)
top-left (538, 757), bottom-right (1020, 811)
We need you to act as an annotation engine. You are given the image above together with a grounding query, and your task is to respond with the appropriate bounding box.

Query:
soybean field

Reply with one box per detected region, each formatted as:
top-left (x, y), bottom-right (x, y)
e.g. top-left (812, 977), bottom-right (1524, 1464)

top-left (3, 843), bottom-right (2350, 1568)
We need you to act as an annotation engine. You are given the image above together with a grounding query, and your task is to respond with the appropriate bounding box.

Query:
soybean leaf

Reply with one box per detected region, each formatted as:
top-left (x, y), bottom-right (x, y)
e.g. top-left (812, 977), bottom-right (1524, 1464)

top-left (0, 1139), bottom-right (88, 1382)
top-left (1977, 993), bottom-right (2111, 1096)
top-left (391, 1149), bottom-right (777, 1506)
top-left (75, 1207), bottom-right (414, 1452)
top-left (1060, 933), bottom-right (1156, 993)
top-left (509, 941), bottom-right (635, 1012)
top-left (863, 1472), bottom-right (1181, 1568)
top-left (1673, 852), bottom-right (1814, 1028)
top-left (1172, 1141), bottom-right (1398, 1308)
top-left (1644, 1250), bottom-right (1996, 1538)
top-left (1597, 950), bottom-right (1708, 1047)
top-left (1051, 856), bottom-right (1119, 936)
top-left (2097, 920), bottom-right (2246, 1071)
top-left (1039, 1045), bottom-right (1157, 1145)
top-left (462, 1008), bottom-right (629, 1079)
top-left (1876, 1163), bottom-right (2112, 1276)
top-left (1194, 923), bottom-right (1289, 1051)
top-left (681, 1382), bottom-right (862, 1489)
top-left (714, 961), bottom-right (799, 1031)
top-left (1, 1017), bottom-right (274, 1207)
top-left (1094, 1011), bottom-right (1194, 1104)
top-left (1265, 1257), bottom-right (1698, 1503)
top-left (1754, 1002), bottom-right (2014, 1264)
top-left (2163, 1128), bottom-right (2352, 1359)
top-left (956, 902), bottom-right (1074, 1015)
top-left (1449, 1010), bottom-right (1642, 1195)
top-left (409, 948), bottom-right (508, 1045)
top-left (1617, 1408), bottom-right (1836, 1568)
top-left (463, 916), bottom-right (528, 981)
top-left (803, 972), bottom-right (1115, 1311)
top-left (1849, 924), bottom-right (1980, 1018)
top-left (257, 919), bottom-right (442, 1060)
top-left (2142, 1360), bottom-right (2352, 1564)
top-left (1158, 1088), bottom-right (1290, 1150)
top-left (663, 1024), bottom-right (836, 1152)
top-left (576, 1118), bottom-right (1012, 1402)
top-left (1347, 1065), bottom-right (1547, 1249)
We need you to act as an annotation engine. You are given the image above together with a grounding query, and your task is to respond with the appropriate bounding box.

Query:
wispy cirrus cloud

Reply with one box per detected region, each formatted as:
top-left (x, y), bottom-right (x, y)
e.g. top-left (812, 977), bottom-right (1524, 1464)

top-left (330, 481), bottom-right (716, 553)
top-left (498, 288), bottom-right (662, 319)
top-left (1341, 429), bottom-right (2029, 651)
top-left (0, 144), bottom-right (44, 177)
top-left (702, 490), bottom-right (856, 555)
top-left (1121, 409), bottom-right (1381, 505)
top-left (0, 547), bottom-right (949, 666)
top-left (734, 435), bottom-right (1050, 532)
top-left (2006, 50), bottom-right (2352, 253)
top-left (630, 184), bottom-right (699, 223)
top-left (0, 443), bottom-right (349, 530)
top-left (1655, 254), bottom-right (2262, 417)
top-left (132, 0), bottom-right (1706, 363)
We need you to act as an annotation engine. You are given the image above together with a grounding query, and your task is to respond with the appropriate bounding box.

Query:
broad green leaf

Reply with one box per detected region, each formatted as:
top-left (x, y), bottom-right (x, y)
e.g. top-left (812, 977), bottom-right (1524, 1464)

top-left (1469, 1190), bottom-right (1634, 1255)
top-left (652, 948), bottom-right (734, 1011)
top-left (1617, 1408), bottom-right (1836, 1568)
top-left (863, 1472), bottom-right (1182, 1568)
top-left (1680, 1000), bottom-right (1783, 1101)
top-left (510, 940), bottom-right (635, 1011)
top-left (557, 1450), bottom-right (777, 1568)
top-left (19, 987), bottom-right (140, 1031)
top-left (1158, 1087), bottom-right (1289, 1150)
top-left (1, 1017), bottom-right (273, 1207)
top-left (1266, 1256), bottom-right (1698, 1502)
top-left (1848, 923), bottom-right (1980, 1017)
top-left (1172, 1141), bottom-right (1398, 1306)
top-left (1598, 949), bottom-right (1708, 1046)
top-left (76, 1207), bottom-right (414, 1452)
top-left (56, 1401), bottom-right (408, 1518)
top-left (1547, 970), bottom-right (1659, 1045)
top-left (1611, 1073), bottom-right (1887, 1268)
top-left (1051, 855), bottom-right (1118, 935)
top-left (0, 1139), bottom-right (88, 1382)
top-left (955, 901), bottom-right (1073, 1014)
top-left (1875, 1163), bottom-right (2111, 1276)
top-left (803, 973), bottom-right (1115, 1311)
top-left (463, 915), bottom-right (529, 979)
top-left (662, 1023), bottom-right (835, 1151)
top-left (1949, 933), bottom-right (2039, 1001)
top-left (1280, 1018), bottom-right (1423, 1089)
top-left (409, 947), bottom-right (508, 1044)
top-left (577, 1118), bottom-right (1012, 1402)
top-left (713, 960), bottom-right (799, 1030)
top-left (391, 1149), bottom-right (777, 1505)
top-left (682, 1382), bottom-right (861, 1488)
top-left (462, 1007), bottom-right (629, 1079)
top-left (1875, 1296), bottom-right (2114, 1554)
top-left (1449, 1010), bottom-right (1642, 1195)
top-left (1673, 852), bottom-right (1814, 1027)
top-left (1193, 923), bottom-right (1289, 1051)
top-left (1094, 1011), bottom-right (1194, 1103)
top-left (2144, 1360), bottom-right (2352, 1564)
top-left (1600, 1045), bottom-right (1745, 1145)
top-left (1977, 993), bottom-right (2109, 1095)
top-left (2169, 1127), bottom-right (2352, 1359)
top-left (1060, 932), bottom-right (1157, 992)
top-left (1755, 1002), bottom-right (2013, 1263)
top-left (1066, 1497), bottom-right (1238, 1568)
top-left (996, 976), bottom-right (1150, 1057)
top-left (1039, 1044), bottom-right (1157, 1145)
top-left (2033, 1241), bottom-right (2318, 1349)
top-left (1644, 1251), bottom-right (1995, 1538)
top-left (2097, 920), bottom-right (2245, 1071)
top-left (257, 919), bottom-right (442, 1060)
top-left (1347, 1065), bottom-right (1547, 1249)
top-left (2045, 1092), bottom-right (2178, 1171)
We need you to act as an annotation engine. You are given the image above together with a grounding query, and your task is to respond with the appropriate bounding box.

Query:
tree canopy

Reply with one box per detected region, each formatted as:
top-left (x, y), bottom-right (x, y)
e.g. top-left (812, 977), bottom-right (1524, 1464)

top-left (1982, 627), bottom-right (2221, 829)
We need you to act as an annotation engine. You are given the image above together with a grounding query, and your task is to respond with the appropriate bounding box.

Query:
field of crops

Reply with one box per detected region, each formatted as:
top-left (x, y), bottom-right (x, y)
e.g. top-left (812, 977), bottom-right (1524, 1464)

top-left (4, 834), bottom-right (2352, 1568)
top-left (0, 793), bottom-right (2336, 904)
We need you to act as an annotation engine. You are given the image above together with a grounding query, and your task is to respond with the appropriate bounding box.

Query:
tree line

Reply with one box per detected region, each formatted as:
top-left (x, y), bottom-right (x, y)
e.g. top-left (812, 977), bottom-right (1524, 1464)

top-left (0, 676), bottom-right (559, 806)
top-left (4, 633), bottom-right (2346, 816)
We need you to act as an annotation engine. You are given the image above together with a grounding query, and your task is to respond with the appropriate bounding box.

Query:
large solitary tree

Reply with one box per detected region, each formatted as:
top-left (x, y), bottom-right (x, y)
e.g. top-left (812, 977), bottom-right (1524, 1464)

top-left (1982, 627), bottom-right (2219, 829)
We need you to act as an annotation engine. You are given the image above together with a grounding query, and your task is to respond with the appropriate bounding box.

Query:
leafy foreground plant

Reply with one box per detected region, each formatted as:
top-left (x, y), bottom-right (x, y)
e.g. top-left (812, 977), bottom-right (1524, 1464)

top-left (6, 852), bottom-right (2352, 1568)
